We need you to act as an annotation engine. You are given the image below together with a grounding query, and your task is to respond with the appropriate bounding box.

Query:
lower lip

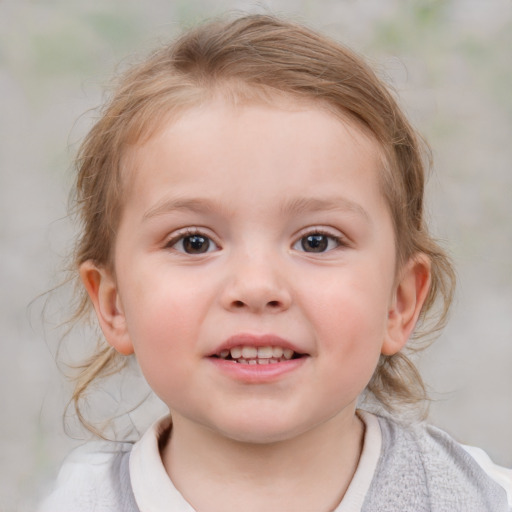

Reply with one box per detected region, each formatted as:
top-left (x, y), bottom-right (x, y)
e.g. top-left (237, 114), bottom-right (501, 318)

top-left (208, 357), bottom-right (307, 383)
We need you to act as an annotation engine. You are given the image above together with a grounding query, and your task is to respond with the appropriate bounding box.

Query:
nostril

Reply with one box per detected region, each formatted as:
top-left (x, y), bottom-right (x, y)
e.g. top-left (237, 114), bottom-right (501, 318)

top-left (230, 299), bottom-right (282, 310)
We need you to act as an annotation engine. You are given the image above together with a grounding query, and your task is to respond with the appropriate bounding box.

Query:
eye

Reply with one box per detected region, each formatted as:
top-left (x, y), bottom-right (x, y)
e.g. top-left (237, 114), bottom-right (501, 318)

top-left (293, 232), bottom-right (342, 253)
top-left (168, 232), bottom-right (219, 254)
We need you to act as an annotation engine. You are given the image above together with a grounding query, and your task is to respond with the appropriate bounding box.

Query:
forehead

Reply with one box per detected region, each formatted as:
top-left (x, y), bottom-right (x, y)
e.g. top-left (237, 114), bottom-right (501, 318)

top-left (122, 93), bottom-right (386, 187)
top-left (119, 98), bottom-right (391, 228)
top-left (123, 83), bottom-right (384, 157)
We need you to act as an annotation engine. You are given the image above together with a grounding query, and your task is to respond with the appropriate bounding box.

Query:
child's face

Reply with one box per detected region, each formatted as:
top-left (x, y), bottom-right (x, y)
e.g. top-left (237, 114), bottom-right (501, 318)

top-left (83, 99), bottom-right (428, 444)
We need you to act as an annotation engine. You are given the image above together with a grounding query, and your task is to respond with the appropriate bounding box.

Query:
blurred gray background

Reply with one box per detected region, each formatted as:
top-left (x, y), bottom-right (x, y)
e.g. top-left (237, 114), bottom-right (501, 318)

top-left (1, 0), bottom-right (511, 510)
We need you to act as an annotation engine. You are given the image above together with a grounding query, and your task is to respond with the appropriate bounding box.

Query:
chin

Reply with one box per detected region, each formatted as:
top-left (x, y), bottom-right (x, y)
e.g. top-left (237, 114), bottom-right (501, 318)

top-left (211, 415), bottom-right (313, 445)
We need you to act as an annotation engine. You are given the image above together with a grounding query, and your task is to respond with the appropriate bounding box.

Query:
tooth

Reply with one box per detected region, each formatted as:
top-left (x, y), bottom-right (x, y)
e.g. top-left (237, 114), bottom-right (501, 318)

top-left (283, 348), bottom-right (294, 359)
top-left (269, 359), bottom-right (278, 364)
top-left (230, 347), bottom-right (242, 359)
top-left (248, 359), bottom-right (257, 365)
top-left (220, 350), bottom-right (229, 359)
top-left (258, 358), bottom-right (269, 365)
top-left (242, 346), bottom-right (258, 358)
top-left (257, 346), bottom-right (273, 358)
top-left (272, 347), bottom-right (283, 358)
top-left (239, 359), bottom-right (248, 364)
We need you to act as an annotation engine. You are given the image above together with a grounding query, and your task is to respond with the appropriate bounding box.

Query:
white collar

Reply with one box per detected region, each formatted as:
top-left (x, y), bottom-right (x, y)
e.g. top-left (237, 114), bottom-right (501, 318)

top-left (129, 411), bottom-right (382, 512)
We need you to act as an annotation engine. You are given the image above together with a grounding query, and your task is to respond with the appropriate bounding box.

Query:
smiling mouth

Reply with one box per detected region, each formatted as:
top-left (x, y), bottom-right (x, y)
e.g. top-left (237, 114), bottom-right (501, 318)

top-left (211, 346), bottom-right (304, 365)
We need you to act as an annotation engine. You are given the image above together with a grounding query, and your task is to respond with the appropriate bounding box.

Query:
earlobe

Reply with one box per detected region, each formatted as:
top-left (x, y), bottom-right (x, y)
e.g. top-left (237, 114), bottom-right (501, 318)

top-left (381, 254), bottom-right (431, 356)
top-left (79, 261), bottom-right (134, 355)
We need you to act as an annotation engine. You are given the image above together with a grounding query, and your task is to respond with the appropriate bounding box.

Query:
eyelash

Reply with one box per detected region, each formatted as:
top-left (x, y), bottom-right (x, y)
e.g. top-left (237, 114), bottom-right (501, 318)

top-left (164, 228), bottom-right (219, 255)
top-left (293, 229), bottom-right (347, 254)
top-left (164, 227), bottom-right (348, 255)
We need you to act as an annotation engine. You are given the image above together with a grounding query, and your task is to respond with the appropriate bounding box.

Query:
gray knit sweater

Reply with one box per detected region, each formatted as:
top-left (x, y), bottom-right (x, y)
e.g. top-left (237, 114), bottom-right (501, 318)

top-left (42, 415), bottom-right (509, 511)
top-left (361, 416), bottom-right (508, 511)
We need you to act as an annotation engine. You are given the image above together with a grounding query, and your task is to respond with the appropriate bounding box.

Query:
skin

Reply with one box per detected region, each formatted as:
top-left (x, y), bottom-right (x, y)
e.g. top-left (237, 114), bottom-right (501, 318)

top-left (81, 98), bottom-right (430, 511)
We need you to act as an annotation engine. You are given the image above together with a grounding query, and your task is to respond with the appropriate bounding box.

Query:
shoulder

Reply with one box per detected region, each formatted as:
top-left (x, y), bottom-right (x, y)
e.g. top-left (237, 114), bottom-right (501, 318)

top-left (406, 419), bottom-right (511, 507)
top-left (38, 440), bottom-right (134, 512)
top-left (364, 415), bottom-right (510, 512)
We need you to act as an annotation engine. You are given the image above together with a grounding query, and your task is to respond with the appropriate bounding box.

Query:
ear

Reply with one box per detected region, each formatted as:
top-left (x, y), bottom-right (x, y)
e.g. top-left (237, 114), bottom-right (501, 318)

top-left (381, 254), bottom-right (431, 356)
top-left (79, 261), bottom-right (134, 355)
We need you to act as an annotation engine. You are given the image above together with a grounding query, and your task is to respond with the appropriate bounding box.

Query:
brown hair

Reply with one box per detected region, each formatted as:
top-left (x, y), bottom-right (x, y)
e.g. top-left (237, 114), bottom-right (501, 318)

top-left (70, 14), bottom-right (455, 433)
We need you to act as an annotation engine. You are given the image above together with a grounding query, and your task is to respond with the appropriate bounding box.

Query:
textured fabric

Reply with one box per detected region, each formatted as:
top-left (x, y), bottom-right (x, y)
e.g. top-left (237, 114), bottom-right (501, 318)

top-left (463, 444), bottom-right (512, 506)
top-left (362, 416), bottom-right (509, 511)
top-left (335, 411), bottom-right (382, 511)
top-left (111, 449), bottom-right (140, 511)
top-left (38, 441), bottom-right (135, 512)
top-left (39, 413), bottom-right (511, 511)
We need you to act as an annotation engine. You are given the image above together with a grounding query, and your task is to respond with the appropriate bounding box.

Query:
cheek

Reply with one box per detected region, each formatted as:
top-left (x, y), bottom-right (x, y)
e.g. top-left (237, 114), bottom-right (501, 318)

top-left (304, 271), bottom-right (391, 378)
top-left (118, 271), bottom-right (205, 384)
top-left (126, 307), bottom-right (200, 407)
top-left (308, 269), bottom-right (392, 334)
top-left (122, 261), bottom-right (204, 331)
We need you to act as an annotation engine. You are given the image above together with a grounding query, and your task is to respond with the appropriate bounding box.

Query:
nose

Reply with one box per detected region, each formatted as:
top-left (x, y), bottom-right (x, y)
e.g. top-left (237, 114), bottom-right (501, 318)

top-left (220, 252), bottom-right (292, 314)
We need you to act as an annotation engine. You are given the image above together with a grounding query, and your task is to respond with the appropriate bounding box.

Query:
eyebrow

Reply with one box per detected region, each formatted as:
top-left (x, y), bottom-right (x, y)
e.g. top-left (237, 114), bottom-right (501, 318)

top-left (143, 197), bottom-right (222, 220)
top-left (143, 195), bottom-right (370, 222)
top-left (280, 196), bottom-right (370, 221)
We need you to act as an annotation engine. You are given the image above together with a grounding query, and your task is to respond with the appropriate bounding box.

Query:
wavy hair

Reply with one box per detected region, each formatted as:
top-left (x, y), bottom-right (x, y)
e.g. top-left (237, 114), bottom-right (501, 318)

top-left (69, 14), bottom-right (455, 434)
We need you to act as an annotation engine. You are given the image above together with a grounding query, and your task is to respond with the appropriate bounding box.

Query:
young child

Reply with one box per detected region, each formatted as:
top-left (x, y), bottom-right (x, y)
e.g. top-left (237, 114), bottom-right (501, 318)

top-left (40, 14), bottom-right (511, 512)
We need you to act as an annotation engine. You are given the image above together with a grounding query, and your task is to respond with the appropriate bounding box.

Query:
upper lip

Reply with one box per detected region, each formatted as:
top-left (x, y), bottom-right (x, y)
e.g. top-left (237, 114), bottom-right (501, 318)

top-left (208, 333), bottom-right (307, 357)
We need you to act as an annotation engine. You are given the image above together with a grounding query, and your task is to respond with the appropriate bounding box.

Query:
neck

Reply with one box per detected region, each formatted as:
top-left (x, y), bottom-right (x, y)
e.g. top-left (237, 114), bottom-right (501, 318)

top-left (161, 410), bottom-right (365, 512)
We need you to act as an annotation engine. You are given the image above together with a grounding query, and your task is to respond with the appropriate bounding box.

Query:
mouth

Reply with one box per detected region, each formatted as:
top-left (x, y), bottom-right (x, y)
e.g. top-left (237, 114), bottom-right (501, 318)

top-left (210, 345), bottom-right (305, 365)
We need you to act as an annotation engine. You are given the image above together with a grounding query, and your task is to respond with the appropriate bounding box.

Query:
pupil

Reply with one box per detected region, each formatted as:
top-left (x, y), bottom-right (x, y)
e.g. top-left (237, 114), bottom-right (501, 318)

top-left (184, 235), bottom-right (209, 253)
top-left (302, 234), bottom-right (327, 252)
